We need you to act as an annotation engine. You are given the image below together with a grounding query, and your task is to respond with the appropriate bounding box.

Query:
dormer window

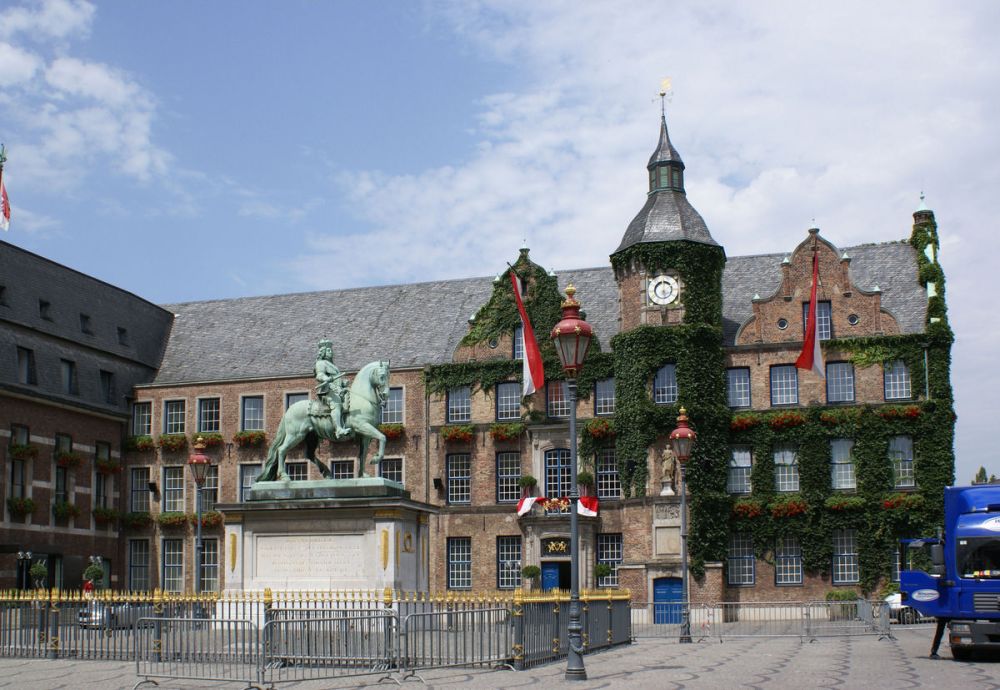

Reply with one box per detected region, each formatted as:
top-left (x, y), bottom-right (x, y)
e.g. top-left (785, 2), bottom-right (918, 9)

top-left (80, 313), bottom-right (92, 334)
top-left (39, 299), bottom-right (52, 320)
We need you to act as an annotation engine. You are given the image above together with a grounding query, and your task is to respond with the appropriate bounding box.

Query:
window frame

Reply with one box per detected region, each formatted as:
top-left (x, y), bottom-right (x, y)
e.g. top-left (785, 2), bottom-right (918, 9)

top-left (60, 359), bottom-right (78, 395)
top-left (594, 378), bottom-right (615, 416)
top-left (16, 346), bottom-right (37, 385)
top-left (200, 537), bottom-right (220, 592)
top-left (161, 538), bottom-right (184, 593)
top-left (285, 392), bottom-right (309, 409)
top-left (163, 400), bottom-right (186, 435)
top-left (447, 453), bottom-right (471, 505)
top-left (512, 324), bottom-right (524, 360)
top-left (884, 360), bottom-right (912, 401)
top-left (379, 457), bottom-right (403, 484)
top-left (495, 452), bottom-right (521, 504)
top-left (653, 364), bottom-right (678, 405)
top-left (381, 387), bottom-right (404, 424)
top-left (889, 435), bottom-right (915, 489)
top-left (128, 539), bottom-right (150, 591)
top-left (825, 362), bottom-right (856, 403)
top-left (130, 467), bottom-right (150, 513)
top-left (496, 536), bottom-right (522, 590)
top-left (727, 446), bottom-right (752, 495)
top-left (803, 300), bottom-right (833, 340)
top-left (239, 463), bottom-right (262, 502)
top-left (447, 537), bottom-right (472, 590)
top-left (446, 386), bottom-right (472, 423)
top-left (727, 532), bottom-right (755, 586)
top-left (596, 447), bottom-right (621, 500)
top-left (241, 395), bottom-right (265, 432)
top-left (597, 533), bottom-right (623, 587)
top-left (197, 397), bottom-right (221, 433)
top-left (547, 381), bottom-right (570, 418)
top-left (99, 370), bottom-right (115, 404)
top-left (162, 466), bottom-right (185, 513)
top-left (769, 365), bottom-right (799, 406)
top-left (544, 448), bottom-right (572, 503)
top-left (726, 367), bottom-right (751, 408)
top-left (832, 528), bottom-right (860, 584)
top-left (773, 443), bottom-right (800, 493)
top-left (132, 402), bottom-right (152, 436)
top-left (775, 535), bottom-right (803, 586)
top-left (495, 381), bottom-right (521, 421)
top-left (830, 438), bottom-right (856, 490)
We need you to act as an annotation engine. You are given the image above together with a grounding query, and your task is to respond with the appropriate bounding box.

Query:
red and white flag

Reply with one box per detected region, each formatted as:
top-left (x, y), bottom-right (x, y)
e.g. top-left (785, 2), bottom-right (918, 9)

top-left (577, 495), bottom-right (599, 517)
top-left (516, 495), bottom-right (546, 516)
top-left (795, 251), bottom-right (824, 378)
top-left (0, 172), bottom-right (9, 232)
top-left (510, 272), bottom-right (545, 396)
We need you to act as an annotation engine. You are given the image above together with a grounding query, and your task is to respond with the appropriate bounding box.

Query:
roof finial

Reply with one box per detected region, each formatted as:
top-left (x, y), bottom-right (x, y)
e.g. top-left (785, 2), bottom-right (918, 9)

top-left (658, 78), bottom-right (672, 118)
top-left (916, 191), bottom-right (929, 212)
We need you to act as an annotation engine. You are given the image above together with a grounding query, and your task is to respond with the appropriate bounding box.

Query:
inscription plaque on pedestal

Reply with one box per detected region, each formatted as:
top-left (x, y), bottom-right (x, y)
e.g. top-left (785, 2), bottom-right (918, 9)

top-left (255, 534), bottom-right (365, 583)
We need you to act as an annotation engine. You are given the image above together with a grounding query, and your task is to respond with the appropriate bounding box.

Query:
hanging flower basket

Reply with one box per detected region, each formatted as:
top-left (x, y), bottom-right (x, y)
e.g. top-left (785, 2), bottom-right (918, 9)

top-left (583, 418), bottom-right (614, 440)
top-left (882, 493), bottom-right (925, 511)
top-left (190, 510), bottom-right (224, 529)
top-left (8, 444), bottom-right (38, 461)
top-left (55, 451), bottom-right (84, 469)
top-left (7, 496), bottom-right (35, 518)
top-left (729, 414), bottom-right (761, 432)
top-left (732, 498), bottom-right (764, 519)
top-left (126, 435), bottom-right (156, 452)
top-left (158, 434), bottom-right (188, 452)
top-left (490, 422), bottom-right (525, 442)
top-left (770, 495), bottom-right (808, 518)
top-left (95, 457), bottom-right (122, 474)
top-left (92, 506), bottom-right (119, 524)
top-left (825, 495), bottom-right (866, 512)
top-left (440, 425), bottom-right (475, 443)
top-left (233, 430), bottom-right (266, 448)
top-left (194, 433), bottom-right (225, 449)
top-left (378, 424), bottom-right (405, 441)
top-left (157, 511), bottom-right (190, 529)
top-left (121, 511), bottom-right (153, 530)
top-left (52, 501), bottom-right (81, 520)
top-left (767, 411), bottom-right (807, 430)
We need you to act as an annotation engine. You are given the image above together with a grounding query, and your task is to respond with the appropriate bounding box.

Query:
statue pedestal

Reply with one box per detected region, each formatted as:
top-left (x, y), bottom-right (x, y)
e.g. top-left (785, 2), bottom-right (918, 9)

top-left (216, 479), bottom-right (436, 592)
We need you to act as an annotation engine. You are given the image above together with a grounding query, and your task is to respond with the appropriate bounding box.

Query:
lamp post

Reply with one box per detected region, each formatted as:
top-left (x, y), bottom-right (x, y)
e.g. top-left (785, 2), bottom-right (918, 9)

top-left (187, 438), bottom-right (212, 595)
top-left (668, 408), bottom-right (696, 644)
top-left (550, 284), bottom-right (593, 681)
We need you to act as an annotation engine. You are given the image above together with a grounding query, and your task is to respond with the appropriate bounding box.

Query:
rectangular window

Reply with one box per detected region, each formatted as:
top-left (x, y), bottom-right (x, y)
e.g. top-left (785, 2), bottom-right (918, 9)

top-left (447, 386), bottom-right (471, 423)
top-left (117, 326), bottom-right (129, 346)
top-left (285, 392), bottom-right (309, 409)
top-left (202, 466), bottom-right (219, 511)
top-left (163, 400), bottom-right (186, 434)
top-left (381, 387), bottom-right (404, 424)
top-left (130, 467), bottom-right (150, 512)
top-left (80, 313), bottom-right (92, 334)
top-left (595, 378), bottom-right (615, 416)
top-left (770, 365), bottom-right (798, 406)
top-left (775, 535), bottom-right (803, 585)
top-left (513, 324), bottom-right (524, 360)
top-left (379, 458), bottom-right (403, 484)
top-left (132, 402), bottom-right (152, 436)
top-left (653, 364), bottom-right (678, 405)
top-left (11, 424), bottom-right (29, 446)
top-left (597, 533), bottom-right (623, 587)
top-left (10, 458), bottom-right (25, 499)
top-left (99, 370), bottom-right (115, 404)
top-left (16, 347), bottom-right (37, 385)
top-left (884, 360), bottom-right (912, 400)
top-left (728, 532), bottom-right (755, 585)
top-left (162, 539), bottom-right (184, 592)
top-left (447, 454), bottom-right (471, 504)
top-left (330, 461), bottom-right (353, 479)
top-left (726, 368), bottom-right (751, 408)
top-left (728, 446), bottom-right (752, 494)
top-left (890, 435), bottom-right (915, 488)
top-left (774, 444), bottom-right (799, 492)
top-left (596, 447), bottom-right (621, 499)
top-left (447, 537), bottom-right (472, 589)
top-left (239, 464), bottom-right (262, 501)
top-left (547, 380), bottom-right (570, 418)
top-left (128, 540), bottom-right (150, 591)
top-left (94, 472), bottom-right (108, 510)
top-left (832, 529), bottom-right (859, 584)
top-left (198, 398), bottom-right (220, 433)
top-left (545, 448), bottom-right (572, 502)
top-left (39, 299), bottom-right (51, 320)
top-left (497, 536), bottom-right (522, 589)
top-left (241, 396), bottom-right (264, 431)
top-left (162, 466), bottom-right (184, 512)
top-left (496, 452), bottom-right (521, 503)
top-left (55, 433), bottom-right (72, 455)
top-left (496, 381), bottom-right (521, 421)
top-left (54, 466), bottom-right (68, 504)
top-left (200, 538), bottom-right (219, 592)
top-left (803, 300), bottom-right (832, 340)
top-left (831, 438), bottom-right (856, 490)
top-left (826, 362), bottom-right (855, 403)
top-left (60, 359), bottom-right (78, 395)
top-left (285, 462), bottom-right (307, 481)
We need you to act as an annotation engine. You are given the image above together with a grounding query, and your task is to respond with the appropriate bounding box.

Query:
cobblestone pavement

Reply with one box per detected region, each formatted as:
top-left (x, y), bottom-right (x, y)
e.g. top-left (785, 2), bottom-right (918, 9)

top-left (0, 628), bottom-right (998, 689)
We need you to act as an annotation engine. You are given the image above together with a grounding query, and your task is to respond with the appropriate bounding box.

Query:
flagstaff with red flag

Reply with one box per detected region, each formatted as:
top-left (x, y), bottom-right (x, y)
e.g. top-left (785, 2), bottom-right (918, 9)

top-left (0, 144), bottom-right (10, 232)
top-left (510, 270), bottom-right (546, 396)
top-left (795, 250), bottom-right (824, 378)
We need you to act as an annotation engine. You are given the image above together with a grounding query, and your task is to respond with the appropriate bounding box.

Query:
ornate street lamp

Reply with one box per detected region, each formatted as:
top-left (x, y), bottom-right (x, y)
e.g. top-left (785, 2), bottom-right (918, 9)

top-left (188, 438), bottom-right (212, 595)
top-left (669, 408), bottom-right (697, 643)
top-left (550, 284), bottom-right (593, 681)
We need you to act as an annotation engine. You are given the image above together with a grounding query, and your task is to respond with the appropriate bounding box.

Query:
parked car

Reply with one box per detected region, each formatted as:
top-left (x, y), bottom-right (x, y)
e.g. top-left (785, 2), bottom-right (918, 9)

top-left (884, 592), bottom-right (932, 624)
top-left (78, 601), bottom-right (155, 630)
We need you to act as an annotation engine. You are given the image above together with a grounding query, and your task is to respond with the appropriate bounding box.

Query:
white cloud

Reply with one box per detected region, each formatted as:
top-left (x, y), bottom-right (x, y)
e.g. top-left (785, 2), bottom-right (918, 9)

top-left (0, 42), bottom-right (41, 84)
top-left (0, 0), bottom-right (95, 41)
top-left (45, 57), bottom-right (143, 107)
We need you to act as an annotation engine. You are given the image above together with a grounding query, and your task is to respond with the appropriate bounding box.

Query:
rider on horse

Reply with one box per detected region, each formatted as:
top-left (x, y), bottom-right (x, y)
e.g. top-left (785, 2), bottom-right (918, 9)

top-left (315, 339), bottom-right (350, 439)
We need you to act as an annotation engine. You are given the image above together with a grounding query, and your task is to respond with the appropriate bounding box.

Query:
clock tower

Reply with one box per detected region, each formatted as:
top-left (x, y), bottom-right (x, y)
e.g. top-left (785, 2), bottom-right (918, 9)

top-left (611, 114), bottom-right (725, 331)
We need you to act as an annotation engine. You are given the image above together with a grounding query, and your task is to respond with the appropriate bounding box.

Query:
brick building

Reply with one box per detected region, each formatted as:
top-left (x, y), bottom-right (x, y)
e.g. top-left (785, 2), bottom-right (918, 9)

top-left (0, 115), bottom-right (953, 602)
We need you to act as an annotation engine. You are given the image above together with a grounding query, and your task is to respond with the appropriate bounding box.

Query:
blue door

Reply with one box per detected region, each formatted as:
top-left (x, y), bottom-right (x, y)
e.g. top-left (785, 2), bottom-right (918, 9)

top-left (653, 577), bottom-right (683, 624)
top-left (541, 562), bottom-right (561, 591)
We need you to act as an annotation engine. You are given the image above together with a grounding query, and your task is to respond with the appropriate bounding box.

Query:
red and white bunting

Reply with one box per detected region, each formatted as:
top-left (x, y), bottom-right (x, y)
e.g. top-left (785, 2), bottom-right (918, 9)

top-left (578, 495), bottom-right (599, 517)
top-left (516, 495), bottom-right (546, 516)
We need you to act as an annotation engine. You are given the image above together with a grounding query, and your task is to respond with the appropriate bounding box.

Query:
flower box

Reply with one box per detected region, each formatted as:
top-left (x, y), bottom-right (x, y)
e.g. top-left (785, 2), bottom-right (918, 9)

top-left (378, 424), bottom-right (405, 441)
top-left (233, 430), bottom-right (266, 448)
top-left (440, 425), bottom-right (475, 443)
top-left (191, 510), bottom-right (224, 529)
top-left (825, 495), bottom-right (865, 512)
top-left (193, 433), bottom-right (225, 449)
top-left (877, 405), bottom-right (922, 421)
top-left (55, 451), bottom-right (84, 469)
top-left (882, 493), bottom-right (925, 511)
top-left (8, 444), bottom-right (38, 461)
top-left (126, 435), bottom-right (156, 452)
top-left (158, 434), bottom-right (188, 452)
top-left (92, 506), bottom-right (119, 524)
top-left (767, 411), bottom-right (806, 430)
top-left (770, 495), bottom-right (808, 518)
top-left (7, 496), bottom-right (35, 518)
top-left (819, 408), bottom-right (862, 426)
top-left (583, 418), bottom-right (614, 440)
top-left (95, 457), bottom-right (122, 474)
top-left (121, 511), bottom-right (153, 530)
top-left (157, 511), bottom-right (190, 528)
top-left (489, 422), bottom-right (525, 442)
top-left (732, 498), bottom-right (764, 519)
top-left (729, 414), bottom-right (761, 432)
top-left (52, 501), bottom-right (81, 520)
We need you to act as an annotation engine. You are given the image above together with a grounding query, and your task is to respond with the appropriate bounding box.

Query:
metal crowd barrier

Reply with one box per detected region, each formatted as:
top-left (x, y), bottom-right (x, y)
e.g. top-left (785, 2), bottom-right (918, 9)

top-left (134, 617), bottom-right (261, 689)
top-left (399, 607), bottom-right (512, 681)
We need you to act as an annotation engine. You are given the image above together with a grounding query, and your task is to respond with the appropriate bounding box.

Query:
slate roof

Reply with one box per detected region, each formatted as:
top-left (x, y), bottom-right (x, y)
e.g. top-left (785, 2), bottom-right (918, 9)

top-left (152, 241), bottom-right (925, 385)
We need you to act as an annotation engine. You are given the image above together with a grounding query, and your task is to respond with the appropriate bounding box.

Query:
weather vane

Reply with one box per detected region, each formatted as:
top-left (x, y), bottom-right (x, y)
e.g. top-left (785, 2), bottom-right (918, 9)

top-left (658, 77), bottom-right (673, 116)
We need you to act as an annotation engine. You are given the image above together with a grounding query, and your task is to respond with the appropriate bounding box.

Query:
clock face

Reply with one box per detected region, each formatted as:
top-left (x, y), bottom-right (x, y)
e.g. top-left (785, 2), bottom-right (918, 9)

top-left (647, 275), bottom-right (679, 305)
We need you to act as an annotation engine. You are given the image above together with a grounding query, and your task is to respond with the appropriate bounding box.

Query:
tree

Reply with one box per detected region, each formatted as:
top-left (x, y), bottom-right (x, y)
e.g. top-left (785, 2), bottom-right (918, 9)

top-left (974, 466), bottom-right (988, 484)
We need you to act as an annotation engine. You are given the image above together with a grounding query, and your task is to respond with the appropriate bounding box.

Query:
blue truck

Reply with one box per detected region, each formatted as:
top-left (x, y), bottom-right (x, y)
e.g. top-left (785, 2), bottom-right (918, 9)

top-left (899, 485), bottom-right (1000, 659)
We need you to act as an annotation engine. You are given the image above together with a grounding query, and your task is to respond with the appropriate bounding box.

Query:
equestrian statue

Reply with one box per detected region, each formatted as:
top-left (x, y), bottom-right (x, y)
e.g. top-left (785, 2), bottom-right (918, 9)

top-left (257, 340), bottom-right (390, 482)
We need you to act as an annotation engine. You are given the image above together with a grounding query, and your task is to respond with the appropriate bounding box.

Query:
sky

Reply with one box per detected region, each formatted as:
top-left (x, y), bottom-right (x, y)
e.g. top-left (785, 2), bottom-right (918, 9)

top-left (1, 0), bottom-right (998, 483)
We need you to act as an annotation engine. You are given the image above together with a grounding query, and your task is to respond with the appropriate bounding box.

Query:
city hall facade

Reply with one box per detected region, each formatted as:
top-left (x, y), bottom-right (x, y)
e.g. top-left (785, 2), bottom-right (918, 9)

top-left (0, 116), bottom-right (954, 603)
